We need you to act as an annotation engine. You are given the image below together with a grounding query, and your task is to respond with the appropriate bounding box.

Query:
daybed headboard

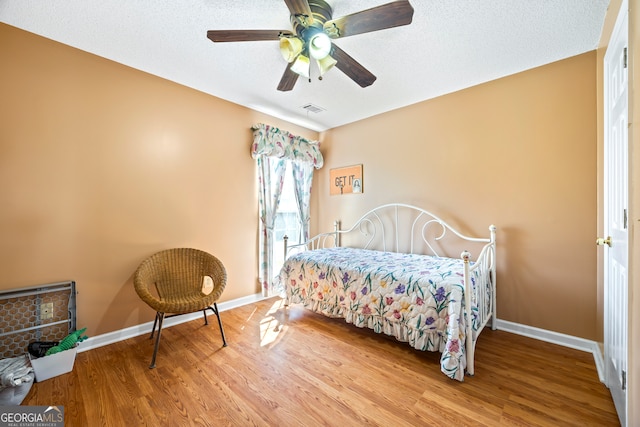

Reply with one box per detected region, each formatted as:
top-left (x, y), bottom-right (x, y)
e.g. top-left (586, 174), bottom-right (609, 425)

top-left (285, 203), bottom-right (496, 260)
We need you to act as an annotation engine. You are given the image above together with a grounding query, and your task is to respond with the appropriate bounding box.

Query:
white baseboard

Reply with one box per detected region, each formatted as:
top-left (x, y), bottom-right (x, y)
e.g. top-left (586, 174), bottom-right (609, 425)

top-left (77, 293), bottom-right (267, 354)
top-left (76, 298), bottom-right (606, 383)
top-left (495, 319), bottom-right (605, 382)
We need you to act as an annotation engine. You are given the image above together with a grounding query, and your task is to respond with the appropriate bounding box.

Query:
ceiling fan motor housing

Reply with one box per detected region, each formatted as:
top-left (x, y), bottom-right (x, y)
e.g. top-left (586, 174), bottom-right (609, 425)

top-left (292, 0), bottom-right (333, 41)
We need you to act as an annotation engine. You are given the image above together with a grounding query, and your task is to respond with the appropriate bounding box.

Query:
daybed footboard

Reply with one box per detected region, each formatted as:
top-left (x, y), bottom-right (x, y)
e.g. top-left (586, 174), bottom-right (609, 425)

top-left (280, 203), bottom-right (496, 380)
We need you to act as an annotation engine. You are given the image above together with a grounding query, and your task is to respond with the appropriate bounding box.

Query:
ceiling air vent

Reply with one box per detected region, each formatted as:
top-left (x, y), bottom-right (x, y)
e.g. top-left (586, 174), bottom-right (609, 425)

top-left (301, 103), bottom-right (325, 114)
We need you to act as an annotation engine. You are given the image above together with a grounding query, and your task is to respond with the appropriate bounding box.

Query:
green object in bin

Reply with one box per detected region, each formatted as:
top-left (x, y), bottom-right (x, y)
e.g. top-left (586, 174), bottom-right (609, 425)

top-left (45, 328), bottom-right (88, 356)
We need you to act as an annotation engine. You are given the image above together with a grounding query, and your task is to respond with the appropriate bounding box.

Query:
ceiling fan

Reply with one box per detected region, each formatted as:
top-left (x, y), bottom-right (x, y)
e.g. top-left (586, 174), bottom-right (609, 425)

top-left (206, 0), bottom-right (414, 91)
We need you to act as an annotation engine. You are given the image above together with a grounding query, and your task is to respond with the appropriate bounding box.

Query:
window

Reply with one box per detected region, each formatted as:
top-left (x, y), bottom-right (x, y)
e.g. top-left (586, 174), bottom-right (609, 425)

top-left (272, 164), bottom-right (301, 281)
top-left (251, 123), bottom-right (323, 297)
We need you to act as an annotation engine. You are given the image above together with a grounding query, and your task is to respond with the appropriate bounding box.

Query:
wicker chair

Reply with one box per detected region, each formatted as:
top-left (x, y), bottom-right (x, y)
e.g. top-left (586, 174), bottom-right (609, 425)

top-left (133, 248), bottom-right (228, 368)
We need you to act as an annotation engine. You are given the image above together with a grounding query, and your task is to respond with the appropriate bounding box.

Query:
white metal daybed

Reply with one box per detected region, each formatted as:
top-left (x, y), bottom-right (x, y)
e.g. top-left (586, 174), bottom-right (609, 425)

top-left (280, 203), bottom-right (496, 381)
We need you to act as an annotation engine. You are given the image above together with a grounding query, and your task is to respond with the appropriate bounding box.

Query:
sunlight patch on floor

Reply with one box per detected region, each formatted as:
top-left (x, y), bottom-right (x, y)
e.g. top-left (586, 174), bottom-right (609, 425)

top-left (241, 307), bottom-right (258, 331)
top-left (260, 298), bottom-right (288, 348)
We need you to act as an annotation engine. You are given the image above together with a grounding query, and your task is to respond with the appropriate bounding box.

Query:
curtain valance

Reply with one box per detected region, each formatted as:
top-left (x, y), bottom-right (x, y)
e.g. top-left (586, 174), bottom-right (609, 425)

top-left (251, 123), bottom-right (323, 169)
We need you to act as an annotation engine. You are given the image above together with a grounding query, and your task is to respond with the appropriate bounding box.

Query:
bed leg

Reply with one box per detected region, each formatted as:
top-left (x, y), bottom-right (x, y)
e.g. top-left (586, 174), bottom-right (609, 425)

top-left (490, 228), bottom-right (497, 331)
top-left (462, 250), bottom-right (475, 378)
top-left (491, 273), bottom-right (497, 331)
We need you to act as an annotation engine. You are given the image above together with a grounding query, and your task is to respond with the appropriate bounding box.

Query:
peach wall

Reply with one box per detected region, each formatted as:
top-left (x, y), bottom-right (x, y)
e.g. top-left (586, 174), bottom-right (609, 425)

top-left (0, 23), bottom-right (318, 336)
top-left (315, 52), bottom-right (598, 340)
top-left (0, 17), bottom-right (622, 380)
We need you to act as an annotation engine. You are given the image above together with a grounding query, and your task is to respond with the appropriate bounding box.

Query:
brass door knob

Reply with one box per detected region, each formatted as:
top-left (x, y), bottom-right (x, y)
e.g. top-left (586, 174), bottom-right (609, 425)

top-left (596, 236), bottom-right (612, 247)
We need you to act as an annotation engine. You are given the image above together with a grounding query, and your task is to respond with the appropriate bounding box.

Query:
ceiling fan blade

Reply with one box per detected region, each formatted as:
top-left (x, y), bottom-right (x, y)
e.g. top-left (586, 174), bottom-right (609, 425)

top-left (277, 63), bottom-right (299, 92)
top-left (323, 0), bottom-right (414, 38)
top-left (330, 45), bottom-right (376, 88)
top-left (283, 0), bottom-right (314, 23)
top-left (207, 30), bottom-right (293, 43)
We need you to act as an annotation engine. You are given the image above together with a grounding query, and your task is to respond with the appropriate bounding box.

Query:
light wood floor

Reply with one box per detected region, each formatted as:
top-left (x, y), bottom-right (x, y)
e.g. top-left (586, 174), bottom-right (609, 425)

top-left (24, 297), bottom-right (619, 426)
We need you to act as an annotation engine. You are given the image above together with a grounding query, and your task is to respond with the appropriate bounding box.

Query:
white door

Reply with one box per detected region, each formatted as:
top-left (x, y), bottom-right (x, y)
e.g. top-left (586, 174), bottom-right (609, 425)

top-left (601, 1), bottom-right (628, 425)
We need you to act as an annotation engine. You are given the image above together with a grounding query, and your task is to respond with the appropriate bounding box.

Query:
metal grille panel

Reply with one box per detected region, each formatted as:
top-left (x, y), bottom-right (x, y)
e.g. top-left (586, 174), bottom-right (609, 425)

top-left (0, 281), bottom-right (76, 358)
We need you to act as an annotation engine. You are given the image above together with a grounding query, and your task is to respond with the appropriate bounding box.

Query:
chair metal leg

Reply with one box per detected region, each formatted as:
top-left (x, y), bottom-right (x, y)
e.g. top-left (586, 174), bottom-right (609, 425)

top-left (149, 312), bottom-right (165, 369)
top-left (202, 309), bottom-right (208, 325)
top-left (210, 303), bottom-right (227, 347)
top-left (150, 312), bottom-right (160, 339)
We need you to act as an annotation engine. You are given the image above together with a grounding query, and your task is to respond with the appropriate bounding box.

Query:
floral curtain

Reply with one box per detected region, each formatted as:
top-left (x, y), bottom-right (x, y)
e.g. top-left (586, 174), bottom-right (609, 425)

top-left (292, 161), bottom-right (314, 242)
top-left (255, 155), bottom-right (287, 297)
top-left (251, 123), bottom-right (323, 297)
top-left (251, 123), bottom-right (323, 167)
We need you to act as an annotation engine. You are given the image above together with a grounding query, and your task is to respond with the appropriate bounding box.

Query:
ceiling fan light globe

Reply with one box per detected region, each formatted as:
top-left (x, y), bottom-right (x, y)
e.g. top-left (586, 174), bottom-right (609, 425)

top-left (279, 37), bottom-right (304, 63)
top-left (309, 32), bottom-right (331, 59)
top-left (290, 54), bottom-right (310, 79)
top-left (317, 55), bottom-right (337, 77)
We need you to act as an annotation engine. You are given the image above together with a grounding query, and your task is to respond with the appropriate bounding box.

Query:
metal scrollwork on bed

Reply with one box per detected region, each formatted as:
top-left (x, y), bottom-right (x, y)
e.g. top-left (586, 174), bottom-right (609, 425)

top-left (280, 203), bottom-right (496, 381)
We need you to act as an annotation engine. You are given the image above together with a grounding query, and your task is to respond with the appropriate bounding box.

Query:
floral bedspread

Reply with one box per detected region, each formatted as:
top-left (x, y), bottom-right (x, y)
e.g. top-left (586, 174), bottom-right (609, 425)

top-left (280, 247), bottom-right (478, 381)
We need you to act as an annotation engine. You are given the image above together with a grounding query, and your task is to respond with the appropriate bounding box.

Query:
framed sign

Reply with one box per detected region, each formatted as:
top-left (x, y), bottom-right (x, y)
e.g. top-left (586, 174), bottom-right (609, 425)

top-left (330, 164), bottom-right (363, 195)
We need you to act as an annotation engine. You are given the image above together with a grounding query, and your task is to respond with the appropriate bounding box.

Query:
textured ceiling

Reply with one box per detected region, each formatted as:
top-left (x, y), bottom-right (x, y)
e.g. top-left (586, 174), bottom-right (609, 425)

top-left (0, 0), bottom-right (610, 131)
